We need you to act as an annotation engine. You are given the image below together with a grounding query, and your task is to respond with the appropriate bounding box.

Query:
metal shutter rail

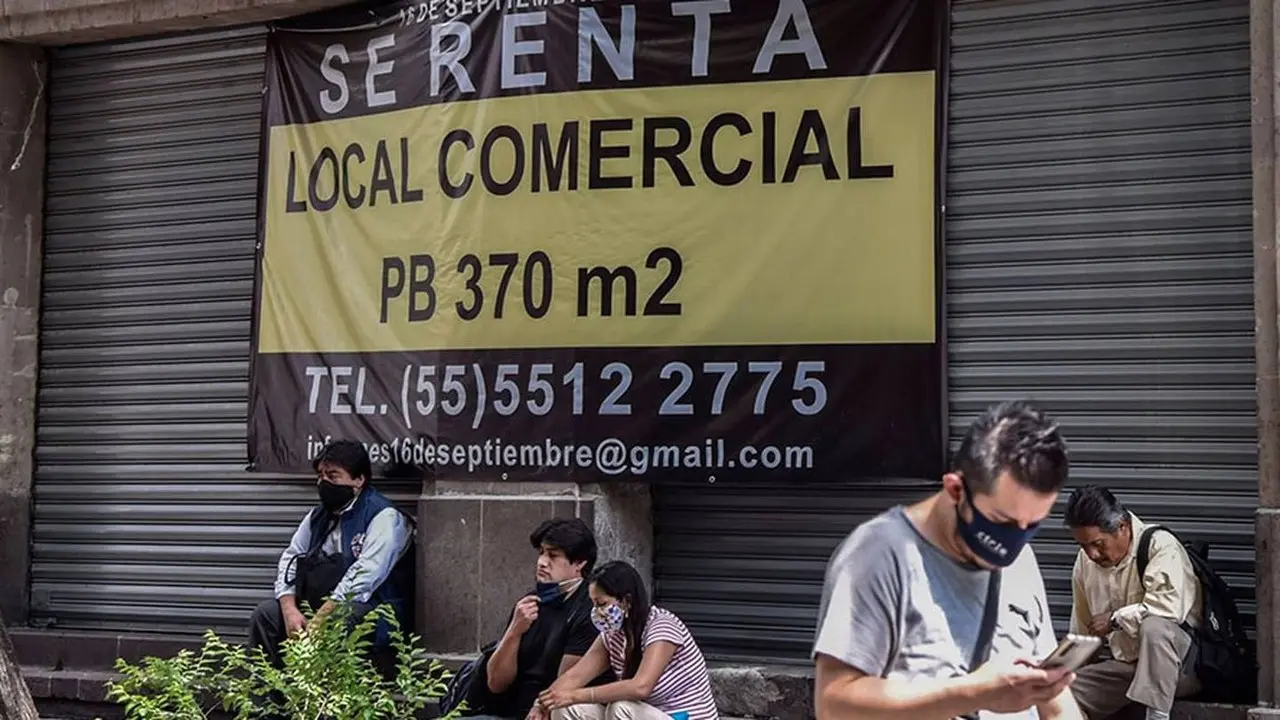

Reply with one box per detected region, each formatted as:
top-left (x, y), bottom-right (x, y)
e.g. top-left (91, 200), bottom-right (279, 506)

top-left (34, 26), bottom-right (417, 636)
top-left (947, 0), bottom-right (1256, 633)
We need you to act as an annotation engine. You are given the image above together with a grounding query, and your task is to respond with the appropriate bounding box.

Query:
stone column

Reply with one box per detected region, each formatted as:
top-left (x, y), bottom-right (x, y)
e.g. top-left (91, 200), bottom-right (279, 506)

top-left (0, 42), bottom-right (46, 626)
top-left (1253, 0), bottom-right (1280, 706)
top-left (417, 479), bottom-right (653, 655)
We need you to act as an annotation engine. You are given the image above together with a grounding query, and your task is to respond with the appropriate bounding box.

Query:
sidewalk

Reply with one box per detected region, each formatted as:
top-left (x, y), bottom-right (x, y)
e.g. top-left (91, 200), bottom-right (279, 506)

top-left (10, 626), bottom-right (1257, 720)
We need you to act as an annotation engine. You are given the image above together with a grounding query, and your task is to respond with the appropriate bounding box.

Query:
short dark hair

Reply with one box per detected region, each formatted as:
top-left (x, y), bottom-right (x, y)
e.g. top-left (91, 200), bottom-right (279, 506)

top-left (1064, 484), bottom-right (1129, 533)
top-left (952, 400), bottom-right (1069, 494)
top-left (530, 518), bottom-right (598, 575)
top-left (311, 439), bottom-right (373, 483)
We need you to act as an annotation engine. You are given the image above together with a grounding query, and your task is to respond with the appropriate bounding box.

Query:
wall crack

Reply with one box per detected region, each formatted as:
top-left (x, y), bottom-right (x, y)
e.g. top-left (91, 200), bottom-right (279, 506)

top-left (8, 60), bottom-right (44, 173)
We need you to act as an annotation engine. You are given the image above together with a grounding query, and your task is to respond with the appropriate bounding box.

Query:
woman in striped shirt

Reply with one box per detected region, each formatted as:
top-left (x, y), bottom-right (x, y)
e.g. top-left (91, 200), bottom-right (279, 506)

top-left (533, 561), bottom-right (719, 720)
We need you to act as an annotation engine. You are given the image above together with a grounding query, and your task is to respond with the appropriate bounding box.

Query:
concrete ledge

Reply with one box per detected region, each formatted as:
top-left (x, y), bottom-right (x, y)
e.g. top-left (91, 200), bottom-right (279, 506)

top-left (707, 663), bottom-right (1249, 720)
top-left (10, 627), bottom-right (200, 670)
top-left (709, 665), bottom-right (812, 720)
top-left (1177, 704), bottom-right (1252, 720)
top-left (23, 666), bottom-right (115, 704)
top-left (12, 628), bottom-right (1258, 720)
top-left (35, 698), bottom-right (125, 720)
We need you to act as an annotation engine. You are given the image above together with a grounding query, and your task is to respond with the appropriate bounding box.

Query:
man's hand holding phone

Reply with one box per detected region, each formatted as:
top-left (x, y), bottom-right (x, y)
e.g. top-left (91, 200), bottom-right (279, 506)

top-left (966, 661), bottom-right (1075, 715)
top-left (1038, 634), bottom-right (1103, 673)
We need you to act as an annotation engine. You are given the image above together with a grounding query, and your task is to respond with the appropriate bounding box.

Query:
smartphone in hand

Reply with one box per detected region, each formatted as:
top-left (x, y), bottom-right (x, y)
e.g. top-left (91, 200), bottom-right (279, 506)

top-left (1038, 634), bottom-right (1103, 672)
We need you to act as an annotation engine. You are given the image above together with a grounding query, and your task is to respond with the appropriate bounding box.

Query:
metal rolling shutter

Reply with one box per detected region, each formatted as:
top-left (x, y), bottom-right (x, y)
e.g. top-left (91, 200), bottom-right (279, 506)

top-left (655, 0), bottom-right (1255, 664)
top-left (34, 26), bottom-right (418, 636)
top-left (947, 0), bottom-right (1256, 634)
top-left (653, 481), bottom-right (936, 663)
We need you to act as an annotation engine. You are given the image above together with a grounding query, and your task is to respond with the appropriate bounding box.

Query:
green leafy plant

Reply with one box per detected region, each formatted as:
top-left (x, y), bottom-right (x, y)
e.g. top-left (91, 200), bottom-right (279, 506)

top-left (104, 601), bottom-right (462, 720)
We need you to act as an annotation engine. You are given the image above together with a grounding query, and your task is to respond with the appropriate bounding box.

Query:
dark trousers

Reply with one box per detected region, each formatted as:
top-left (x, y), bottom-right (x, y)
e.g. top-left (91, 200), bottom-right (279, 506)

top-left (247, 597), bottom-right (377, 668)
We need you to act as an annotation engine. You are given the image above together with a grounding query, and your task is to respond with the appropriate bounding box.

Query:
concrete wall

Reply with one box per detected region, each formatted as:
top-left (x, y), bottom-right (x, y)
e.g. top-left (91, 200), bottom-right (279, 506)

top-left (0, 0), bottom-right (346, 44)
top-left (418, 479), bottom-right (652, 656)
top-left (1252, 0), bottom-right (1280, 707)
top-left (0, 42), bottom-right (46, 625)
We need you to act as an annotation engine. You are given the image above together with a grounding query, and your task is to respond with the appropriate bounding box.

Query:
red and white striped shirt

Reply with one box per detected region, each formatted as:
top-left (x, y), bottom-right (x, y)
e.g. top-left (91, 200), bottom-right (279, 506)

top-left (602, 606), bottom-right (719, 720)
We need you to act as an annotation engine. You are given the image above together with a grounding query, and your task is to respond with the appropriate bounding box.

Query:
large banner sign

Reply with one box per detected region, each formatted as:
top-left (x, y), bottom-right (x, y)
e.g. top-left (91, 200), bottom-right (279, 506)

top-left (248, 0), bottom-right (946, 481)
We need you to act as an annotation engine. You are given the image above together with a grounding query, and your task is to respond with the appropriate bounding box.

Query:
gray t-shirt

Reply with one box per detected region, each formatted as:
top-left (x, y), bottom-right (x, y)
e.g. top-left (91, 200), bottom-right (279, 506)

top-left (812, 506), bottom-right (1059, 720)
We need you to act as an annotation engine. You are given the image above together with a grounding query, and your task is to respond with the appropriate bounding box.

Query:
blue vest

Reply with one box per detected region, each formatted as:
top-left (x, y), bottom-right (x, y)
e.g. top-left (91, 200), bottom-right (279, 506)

top-left (306, 486), bottom-right (415, 646)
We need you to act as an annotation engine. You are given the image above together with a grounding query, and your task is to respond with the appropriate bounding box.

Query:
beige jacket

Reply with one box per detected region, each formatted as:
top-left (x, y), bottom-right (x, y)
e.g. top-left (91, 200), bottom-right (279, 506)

top-left (1068, 512), bottom-right (1202, 662)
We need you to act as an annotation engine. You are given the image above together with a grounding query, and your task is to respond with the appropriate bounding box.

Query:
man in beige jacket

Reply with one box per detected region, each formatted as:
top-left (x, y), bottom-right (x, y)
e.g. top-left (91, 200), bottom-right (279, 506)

top-left (1063, 485), bottom-right (1203, 720)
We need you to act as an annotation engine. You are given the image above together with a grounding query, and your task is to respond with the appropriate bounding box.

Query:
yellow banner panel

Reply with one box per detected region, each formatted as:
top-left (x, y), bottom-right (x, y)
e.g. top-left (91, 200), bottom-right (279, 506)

top-left (257, 71), bottom-right (936, 354)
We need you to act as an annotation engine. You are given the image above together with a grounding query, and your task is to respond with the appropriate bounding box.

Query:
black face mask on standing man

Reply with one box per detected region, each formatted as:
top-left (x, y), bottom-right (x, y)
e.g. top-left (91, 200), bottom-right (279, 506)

top-left (954, 481), bottom-right (1041, 568)
top-left (318, 480), bottom-right (356, 513)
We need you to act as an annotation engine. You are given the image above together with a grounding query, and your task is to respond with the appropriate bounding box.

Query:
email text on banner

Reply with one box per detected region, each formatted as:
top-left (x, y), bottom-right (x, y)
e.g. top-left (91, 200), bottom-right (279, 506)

top-left (303, 436), bottom-right (815, 477)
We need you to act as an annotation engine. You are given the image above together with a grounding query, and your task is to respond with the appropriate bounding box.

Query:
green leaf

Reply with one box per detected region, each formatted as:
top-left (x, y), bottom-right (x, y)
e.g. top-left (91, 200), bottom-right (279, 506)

top-left (107, 598), bottom-right (457, 719)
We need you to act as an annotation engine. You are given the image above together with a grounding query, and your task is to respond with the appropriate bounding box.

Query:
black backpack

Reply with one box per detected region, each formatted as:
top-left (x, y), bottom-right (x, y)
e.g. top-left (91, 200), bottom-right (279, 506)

top-left (1136, 525), bottom-right (1256, 703)
top-left (438, 642), bottom-right (497, 716)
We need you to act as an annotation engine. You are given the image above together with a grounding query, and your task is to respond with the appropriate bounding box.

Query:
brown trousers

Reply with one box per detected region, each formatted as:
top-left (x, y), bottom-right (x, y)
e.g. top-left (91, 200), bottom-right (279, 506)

top-left (1070, 616), bottom-right (1201, 719)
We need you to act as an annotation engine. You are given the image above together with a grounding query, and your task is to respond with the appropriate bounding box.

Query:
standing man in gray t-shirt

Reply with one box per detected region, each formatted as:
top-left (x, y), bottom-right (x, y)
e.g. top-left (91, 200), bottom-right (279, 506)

top-left (812, 400), bottom-right (1085, 720)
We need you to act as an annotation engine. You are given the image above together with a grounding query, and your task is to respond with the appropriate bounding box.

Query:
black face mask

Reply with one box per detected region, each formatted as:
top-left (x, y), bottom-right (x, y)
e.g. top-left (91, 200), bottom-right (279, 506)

top-left (318, 480), bottom-right (356, 513)
top-left (954, 482), bottom-right (1040, 568)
